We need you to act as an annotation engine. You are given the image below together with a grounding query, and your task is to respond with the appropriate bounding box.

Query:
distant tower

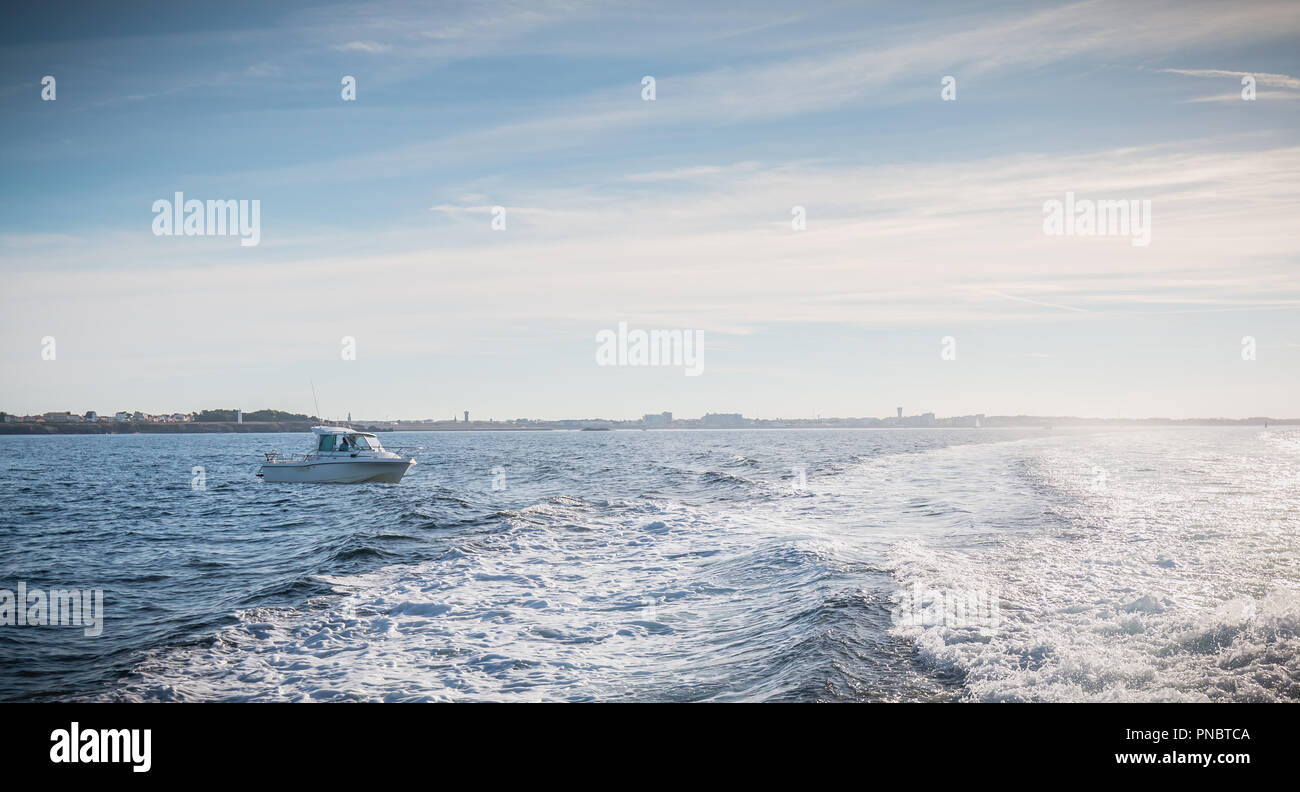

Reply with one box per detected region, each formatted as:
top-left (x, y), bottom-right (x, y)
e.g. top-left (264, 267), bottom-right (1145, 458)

top-left (237, 409), bottom-right (243, 423)
top-left (896, 407), bottom-right (902, 419)
top-left (347, 412), bottom-right (351, 422)
top-left (464, 410), bottom-right (470, 423)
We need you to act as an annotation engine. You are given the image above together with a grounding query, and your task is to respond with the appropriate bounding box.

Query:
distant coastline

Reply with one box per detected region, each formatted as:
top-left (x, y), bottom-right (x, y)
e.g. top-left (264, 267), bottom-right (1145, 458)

top-left (0, 415), bottom-right (1295, 435)
top-left (0, 420), bottom-right (551, 435)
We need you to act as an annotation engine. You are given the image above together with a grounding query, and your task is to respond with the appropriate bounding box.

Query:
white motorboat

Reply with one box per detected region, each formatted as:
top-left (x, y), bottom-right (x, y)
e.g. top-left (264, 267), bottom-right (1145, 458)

top-left (258, 426), bottom-right (416, 483)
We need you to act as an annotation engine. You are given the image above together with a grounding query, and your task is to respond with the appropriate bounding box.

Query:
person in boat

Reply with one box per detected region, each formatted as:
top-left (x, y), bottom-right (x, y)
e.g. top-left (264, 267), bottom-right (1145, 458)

top-left (338, 436), bottom-right (349, 452)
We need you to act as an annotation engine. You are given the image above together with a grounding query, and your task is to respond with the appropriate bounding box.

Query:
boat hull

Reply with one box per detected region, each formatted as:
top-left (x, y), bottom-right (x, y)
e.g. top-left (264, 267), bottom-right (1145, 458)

top-left (259, 459), bottom-right (414, 484)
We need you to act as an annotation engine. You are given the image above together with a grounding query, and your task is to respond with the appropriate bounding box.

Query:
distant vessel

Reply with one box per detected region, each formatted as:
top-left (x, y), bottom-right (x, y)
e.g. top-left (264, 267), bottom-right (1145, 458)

top-left (258, 426), bottom-right (416, 483)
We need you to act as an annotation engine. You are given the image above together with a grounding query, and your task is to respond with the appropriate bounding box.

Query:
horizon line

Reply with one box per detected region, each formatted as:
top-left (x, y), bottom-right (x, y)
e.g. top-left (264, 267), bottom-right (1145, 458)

top-left (7, 408), bottom-right (1299, 425)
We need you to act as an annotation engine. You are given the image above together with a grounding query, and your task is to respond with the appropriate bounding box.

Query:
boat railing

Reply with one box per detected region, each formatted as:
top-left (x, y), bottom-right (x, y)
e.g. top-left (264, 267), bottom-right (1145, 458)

top-left (383, 445), bottom-right (422, 458)
top-left (261, 446), bottom-right (418, 463)
top-left (263, 450), bottom-right (309, 463)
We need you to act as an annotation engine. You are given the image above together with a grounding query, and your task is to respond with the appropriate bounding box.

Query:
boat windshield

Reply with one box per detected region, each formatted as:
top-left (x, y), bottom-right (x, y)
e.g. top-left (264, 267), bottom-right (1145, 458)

top-left (317, 434), bottom-right (336, 452)
top-left (349, 434), bottom-right (377, 451)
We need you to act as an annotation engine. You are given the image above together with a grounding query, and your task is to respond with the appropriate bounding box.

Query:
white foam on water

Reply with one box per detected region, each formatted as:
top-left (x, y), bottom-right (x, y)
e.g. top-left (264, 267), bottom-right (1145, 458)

top-left (107, 427), bottom-right (1300, 702)
top-left (111, 495), bottom-right (859, 702)
top-left (885, 428), bottom-right (1300, 702)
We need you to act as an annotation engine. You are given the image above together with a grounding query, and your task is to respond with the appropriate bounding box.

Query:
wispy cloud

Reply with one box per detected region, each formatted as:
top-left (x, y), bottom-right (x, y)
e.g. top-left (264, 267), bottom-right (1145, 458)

top-left (216, 0), bottom-right (1300, 188)
top-left (10, 141), bottom-right (1299, 360)
top-left (333, 40), bottom-right (392, 54)
top-left (1161, 68), bottom-right (1300, 90)
top-left (1162, 67), bottom-right (1300, 102)
top-left (624, 162), bottom-right (763, 183)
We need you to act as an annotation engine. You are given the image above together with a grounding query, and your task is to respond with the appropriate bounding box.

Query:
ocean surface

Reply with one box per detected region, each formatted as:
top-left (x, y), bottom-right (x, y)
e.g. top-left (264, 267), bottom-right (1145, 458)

top-left (1, 426), bottom-right (1297, 702)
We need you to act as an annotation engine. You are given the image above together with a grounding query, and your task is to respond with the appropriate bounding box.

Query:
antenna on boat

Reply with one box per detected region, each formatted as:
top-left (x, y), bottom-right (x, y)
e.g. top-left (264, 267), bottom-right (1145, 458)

top-left (310, 379), bottom-right (322, 424)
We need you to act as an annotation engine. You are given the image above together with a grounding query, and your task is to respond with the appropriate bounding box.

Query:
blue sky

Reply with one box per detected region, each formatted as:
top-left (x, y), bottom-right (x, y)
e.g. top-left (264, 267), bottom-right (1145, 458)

top-left (2, 0), bottom-right (1299, 420)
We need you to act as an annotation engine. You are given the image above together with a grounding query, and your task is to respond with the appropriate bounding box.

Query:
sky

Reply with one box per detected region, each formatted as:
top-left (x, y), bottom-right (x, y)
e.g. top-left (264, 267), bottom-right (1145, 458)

top-left (1, 0), bottom-right (1298, 421)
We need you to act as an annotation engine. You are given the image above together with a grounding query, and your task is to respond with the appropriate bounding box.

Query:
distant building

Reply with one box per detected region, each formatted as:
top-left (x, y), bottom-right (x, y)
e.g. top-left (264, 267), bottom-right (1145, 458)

top-left (464, 411), bottom-right (470, 423)
top-left (44, 411), bottom-right (76, 423)
top-left (897, 407), bottom-right (903, 419)
top-left (84, 411), bottom-right (99, 422)
top-left (642, 411), bottom-right (673, 428)
top-left (237, 409), bottom-right (243, 424)
top-left (939, 414), bottom-right (985, 428)
top-left (700, 412), bottom-right (748, 428)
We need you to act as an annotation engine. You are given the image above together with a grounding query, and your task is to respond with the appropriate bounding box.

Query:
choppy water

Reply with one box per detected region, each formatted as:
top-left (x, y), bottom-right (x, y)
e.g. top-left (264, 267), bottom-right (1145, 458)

top-left (1, 427), bottom-right (1297, 702)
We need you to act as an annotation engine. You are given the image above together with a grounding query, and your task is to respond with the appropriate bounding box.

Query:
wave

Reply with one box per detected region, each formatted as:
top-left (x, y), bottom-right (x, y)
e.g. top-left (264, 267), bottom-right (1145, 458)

top-left (882, 428), bottom-right (1300, 702)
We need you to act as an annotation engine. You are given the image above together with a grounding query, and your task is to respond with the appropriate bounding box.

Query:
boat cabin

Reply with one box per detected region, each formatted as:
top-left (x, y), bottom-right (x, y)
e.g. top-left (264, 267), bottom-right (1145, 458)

top-left (311, 426), bottom-right (385, 454)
